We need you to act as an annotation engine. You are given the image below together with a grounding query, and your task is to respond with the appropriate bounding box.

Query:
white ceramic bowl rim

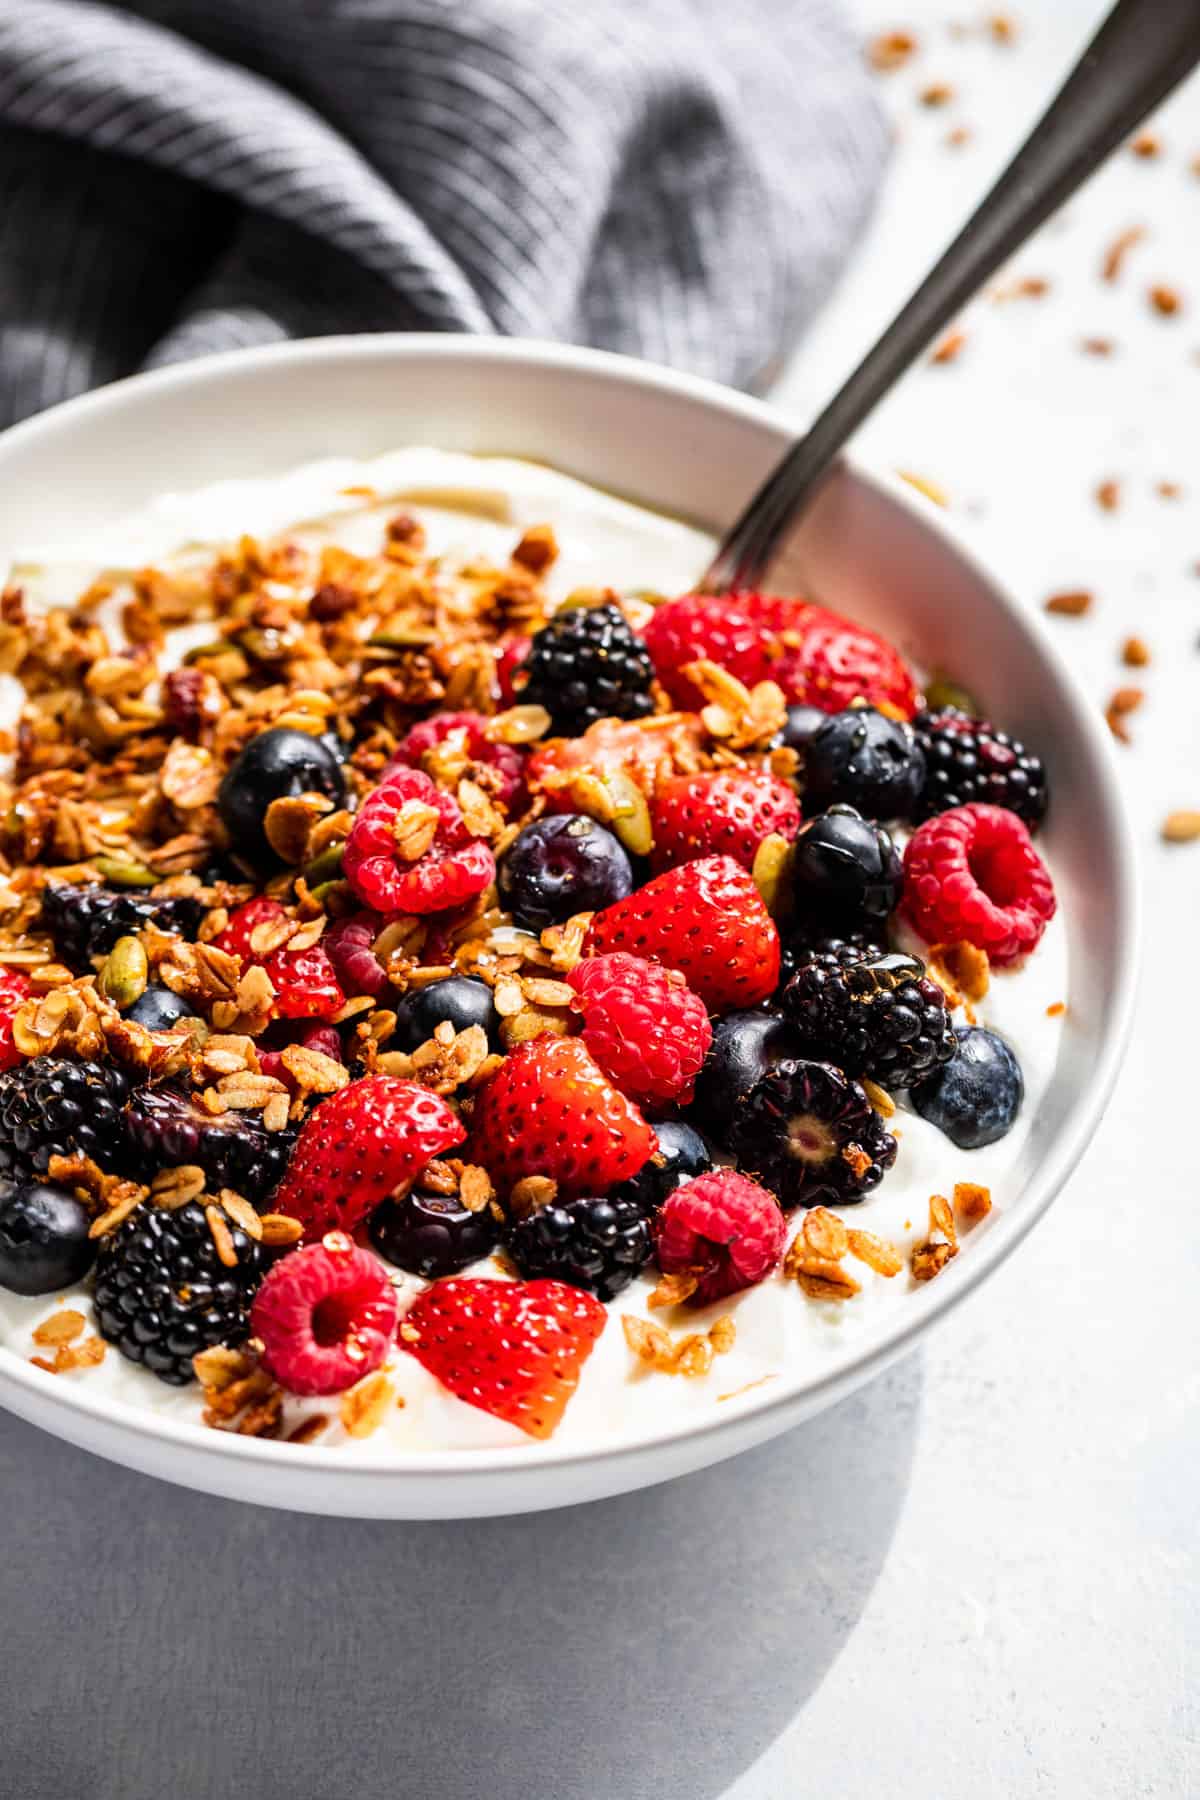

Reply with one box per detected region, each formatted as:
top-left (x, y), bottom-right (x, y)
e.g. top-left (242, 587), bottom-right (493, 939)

top-left (0, 334), bottom-right (1140, 1482)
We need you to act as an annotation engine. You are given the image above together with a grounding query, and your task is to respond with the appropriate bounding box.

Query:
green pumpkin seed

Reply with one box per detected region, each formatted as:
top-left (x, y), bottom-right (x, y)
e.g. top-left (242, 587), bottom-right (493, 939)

top-left (922, 672), bottom-right (979, 716)
top-left (98, 935), bottom-right (149, 1008)
top-left (751, 832), bottom-right (795, 921)
top-left (302, 842), bottom-right (345, 887)
top-left (94, 853), bottom-right (158, 887)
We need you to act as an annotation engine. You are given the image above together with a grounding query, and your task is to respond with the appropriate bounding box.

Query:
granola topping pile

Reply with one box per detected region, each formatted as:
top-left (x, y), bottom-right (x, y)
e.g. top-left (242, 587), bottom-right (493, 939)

top-left (0, 454), bottom-right (1068, 1451)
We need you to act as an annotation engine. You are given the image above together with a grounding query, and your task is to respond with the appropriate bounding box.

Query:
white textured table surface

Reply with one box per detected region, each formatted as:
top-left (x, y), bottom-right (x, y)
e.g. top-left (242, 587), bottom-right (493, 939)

top-left (1, 7), bottom-right (1197, 1799)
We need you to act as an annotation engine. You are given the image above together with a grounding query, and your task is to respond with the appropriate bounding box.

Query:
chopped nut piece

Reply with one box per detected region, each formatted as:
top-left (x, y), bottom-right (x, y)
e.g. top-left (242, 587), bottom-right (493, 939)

top-left (1095, 479), bottom-right (1121, 512)
top-left (511, 524), bottom-right (558, 573)
top-left (1044, 590), bottom-right (1094, 617)
top-left (920, 81), bottom-right (954, 107)
top-left (931, 329), bottom-right (966, 364)
top-left (457, 1164), bottom-right (494, 1214)
top-left (1162, 810), bottom-right (1200, 843)
top-left (1101, 226), bottom-right (1144, 283)
top-left (1046, 1000), bottom-right (1067, 1018)
top-left (1081, 336), bottom-right (1116, 356)
top-left (954, 1181), bottom-right (992, 1222)
top-left (1131, 131), bottom-right (1161, 158)
top-left (509, 1174), bottom-right (557, 1218)
top-left (1149, 283), bottom-right (1182, 316)
top-left (340, 1371), bottom-right (394, 1438)
top-left (867, 29), bottom-right (916, 70)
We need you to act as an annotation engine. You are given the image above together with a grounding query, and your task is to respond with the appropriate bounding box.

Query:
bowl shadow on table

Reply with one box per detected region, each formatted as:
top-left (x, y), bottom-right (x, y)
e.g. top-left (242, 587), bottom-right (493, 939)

top-left (0, 1354), bottom-right (923, 1800)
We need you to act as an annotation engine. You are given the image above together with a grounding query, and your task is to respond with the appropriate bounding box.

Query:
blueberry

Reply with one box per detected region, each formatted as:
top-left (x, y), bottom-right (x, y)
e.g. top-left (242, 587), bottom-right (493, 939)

top-left (498, 814), bottom-right (633, 932)
top-left (692, 1009), bottom-right (795, 1142)
top-left (216, 727), bottom-right (347, 867)
top-left (910, 1026), bottom-right (1024, 1148)
top-left (0, 1180), bottom-right (96, 1295)
top-left (125, 984), bottom-right (197, 1031)
top-left (791, 806), bottom-right (902, 931)
top-left (392, 975), bottom-right (501, 1052)
top-left (802, 707), bottom-right (925, 820)
top-left (616, 1120), bottom-right (713, 1215)
top-left (782, 704), bottom-right (828, 751)
top-left (369, 1188), bottom-right (497, 1279)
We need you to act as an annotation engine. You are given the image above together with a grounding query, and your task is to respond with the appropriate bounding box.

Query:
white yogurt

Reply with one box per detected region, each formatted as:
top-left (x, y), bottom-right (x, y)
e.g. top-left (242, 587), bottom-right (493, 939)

top-left (0, 452), bottom-right (1067, 1453)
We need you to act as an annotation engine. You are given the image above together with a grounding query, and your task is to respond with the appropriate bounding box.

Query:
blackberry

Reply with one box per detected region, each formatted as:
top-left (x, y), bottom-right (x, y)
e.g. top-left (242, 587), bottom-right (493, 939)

top-left (368, 1186), bottom-right (497, 1279)
top-left (0, 1056), bottom-right (131, 1181)
top-left (41, 883), bottom-right (205, 973)
top-left (726, 1056), bottom-right (897, 1209)
top-left (505, 1193), bottom-right (653, 1300)
top-left (123, 1084), bottom-right (297, 1206)
top-left (775, 930), bottom-right (885, 998)
top-left (517, 602), bottom-right (655, 735)
top-left (93, 1200), bottom-right (263, 1384)
top-left (913, 707), bottom-right (1048, 829)
top-left (783, 947), bottom-right (957, 1087)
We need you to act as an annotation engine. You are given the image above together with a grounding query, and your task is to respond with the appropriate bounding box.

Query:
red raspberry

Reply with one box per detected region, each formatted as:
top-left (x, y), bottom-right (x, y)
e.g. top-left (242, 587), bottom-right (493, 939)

top-left (217, 898), bottom-right (345, 1022)
top-left (324, 912), bottom-right (390, 999)
top-left (642, 593), bottom-right (776, 708)
top-left (402, 1276), bottom-right (605, 1439)
top-left (567, 953), bottom-right (711, 1111)
top-left (644, 592), bottom-right (919, 718)
top-left (343, 766), bottom-right (495, 915)
top-left (388, 710), bottom-right (525, 809)
top-left (469, 1035), bottom-right (656, 1201)
top-left (527, 714), bottom-right (707, 805)
top-left (583, 854), bottom-right (780, 1011)
top-left (650, 768), bottom-right (800, 874)
top-left (0, 968), bottom-right (32, 1073)
top-left (273, 1074), bottom-right (465, 1237)
top-left (654, 1169), bottom-right (786, 1305)
top-left (251, 1237), bottom-right (398, 1396)
top-left (902, 802), bottom-right (1056, 965)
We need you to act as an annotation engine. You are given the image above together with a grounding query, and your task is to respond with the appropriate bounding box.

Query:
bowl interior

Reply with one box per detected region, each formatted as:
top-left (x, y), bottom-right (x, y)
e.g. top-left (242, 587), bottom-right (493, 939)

top-left (0, 338), bottom-right (1137, 1513)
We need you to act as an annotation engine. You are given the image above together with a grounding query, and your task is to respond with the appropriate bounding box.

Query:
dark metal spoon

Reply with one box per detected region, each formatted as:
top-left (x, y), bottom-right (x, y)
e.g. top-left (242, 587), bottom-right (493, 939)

top-left (701, 0), bottom-right (1200, 595)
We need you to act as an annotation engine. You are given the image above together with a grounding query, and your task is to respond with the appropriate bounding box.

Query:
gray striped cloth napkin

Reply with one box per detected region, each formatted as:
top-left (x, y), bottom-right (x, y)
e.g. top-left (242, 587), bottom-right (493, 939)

top-left (0, 0), bottom-right (887, 427)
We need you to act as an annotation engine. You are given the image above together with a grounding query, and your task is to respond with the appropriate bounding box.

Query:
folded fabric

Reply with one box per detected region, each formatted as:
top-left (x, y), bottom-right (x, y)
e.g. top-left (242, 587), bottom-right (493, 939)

top-left (0, 0), bottom-right (888, 425)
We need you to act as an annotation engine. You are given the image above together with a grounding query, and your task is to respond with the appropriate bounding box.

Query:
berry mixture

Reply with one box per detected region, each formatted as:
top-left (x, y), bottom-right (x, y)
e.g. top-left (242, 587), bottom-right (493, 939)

top-left (0, 453), bottom-right (1066, 1452)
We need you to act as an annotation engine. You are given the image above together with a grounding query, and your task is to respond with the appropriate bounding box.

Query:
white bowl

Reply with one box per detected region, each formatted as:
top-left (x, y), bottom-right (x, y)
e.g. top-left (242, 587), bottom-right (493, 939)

top-left (0, 336), bottom-right (1138, 1517)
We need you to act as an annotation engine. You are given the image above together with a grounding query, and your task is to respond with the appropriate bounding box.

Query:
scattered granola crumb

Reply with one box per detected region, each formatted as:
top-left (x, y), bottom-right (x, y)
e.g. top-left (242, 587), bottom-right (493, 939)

top-left (1105, 686), bottom-right (1144, 743)
top-left (1095, 479), bottom-right (1121, 512)
top-left (1102, 226), bottom-right (1144, 283)
top-left (920, 81), bottom-right (954, 107)
top-left (1044, 589), bottom-right (1093, 617)
top-left (1122, 636), bottom-right (1150, 668)
top-left (1156, 480), bottom-right (1182, 500)
top-left (1162, 810), bottom-right (1200, 843)
top-left (339, 1370), bottom-right (394, 1438)
top-left (931, 328), bottom-right (967, 364)
top-left (846, 1229), bottom-right (904, 1277)
top-left (911, 1193), bottom-right (959, 1283)
top-left (862, 1077), bottom-right (896, 1118)
top-left (992, 275), bottom-right (1049, 302)
top-left (1046, 1001), bottom-right (1067, 1018)
top-left (1080, 336), bottom-right (1116, 357)
top-left (1149, 284), bottom-right (1182, 317)
top-left (1131, 132), bottom-right (1161, 159)
top-left (929, 939), bottom-right (990, 1004)
top-left (988, 13), bottom-right (1017, 43)
top-left (31, 1308), bottom-right (86, 1347)
top-left (286, 1414), bottom-right (329, 1445)
top-left (867, 29), bottom-right (917, 71)
top-left (945, 125), bottom-right (972, 148)
top-left (621, 1312), bottom-right (736, 1377)
top-left (954, 1181), bottom-right (992, 1223)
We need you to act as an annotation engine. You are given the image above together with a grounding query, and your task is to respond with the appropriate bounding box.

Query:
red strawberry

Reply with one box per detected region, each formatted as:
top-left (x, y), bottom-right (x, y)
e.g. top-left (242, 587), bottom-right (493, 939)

top-left (387, 710), bottom-right (526, 809)
top-left (527, 714), bottom-right (706, 805)
top-left (0, 967), bottom-right (32, 1072)
top-left (583, 855), bottom-right (779, 1011)
top-left (251, 1237), bottom-right (398, 1396)
top-left (469, 1035), bottom-right (656, 1201)
top-left (342, 765), bottom-right (495, 915)
top-left (644, 592), bottom-right (919, 718)
top-left (273, 1074), bottom-right (465, 1238)
top-left (654, 1170), bottom-right (786, 1305)
top-left (642, 593), bottom-right (776, 708)
top-left (566, 953), bottom-right (711, 1110)
top-left (650, 768), bottom-right (800, 874)
top-left (217, 897), bottom-right (345, 1022)
top-left (402, 1276), bottom-right (606, 1439)
top-left (495, 634), bottom-right (531, 706)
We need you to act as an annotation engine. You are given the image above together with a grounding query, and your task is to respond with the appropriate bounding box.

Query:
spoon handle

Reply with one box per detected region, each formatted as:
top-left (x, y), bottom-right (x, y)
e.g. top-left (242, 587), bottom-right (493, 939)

top-left (702, 0), bottom-right (1200, 595)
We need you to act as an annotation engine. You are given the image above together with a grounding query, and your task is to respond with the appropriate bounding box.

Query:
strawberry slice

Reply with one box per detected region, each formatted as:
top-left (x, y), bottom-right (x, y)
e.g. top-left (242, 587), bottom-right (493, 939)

top-left (650, 768), bottom-right (800, 874)
top-left (527, 714), bottom-right (706, 805)
top-left (0, 967), bottom-right (32, 1072)
top-left (217, 897), bottom-right (345, 1022)
top-left (273, 1074), bottom-right (465, 1238)
top-left (469, 1034), bottom-right (656, 1201)
top-left (583, 854), bottom-right (780, 1011)
top-left (402, 1276), bottom-right (606, 1439)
